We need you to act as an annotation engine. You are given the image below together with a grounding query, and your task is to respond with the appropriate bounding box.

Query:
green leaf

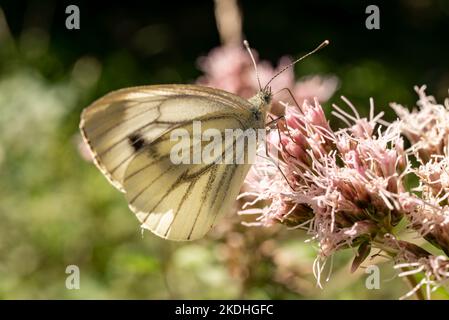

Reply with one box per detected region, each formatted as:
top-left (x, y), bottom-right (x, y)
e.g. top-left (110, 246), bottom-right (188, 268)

top-left (351, 241), bottom-right (371, 273)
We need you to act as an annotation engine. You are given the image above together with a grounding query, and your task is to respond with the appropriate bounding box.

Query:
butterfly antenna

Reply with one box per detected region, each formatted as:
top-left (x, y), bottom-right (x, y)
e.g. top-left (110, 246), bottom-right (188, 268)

top-left (263, 40), bottom-right (329, 91)
top-left (243, 40), bottom-right (262, 91)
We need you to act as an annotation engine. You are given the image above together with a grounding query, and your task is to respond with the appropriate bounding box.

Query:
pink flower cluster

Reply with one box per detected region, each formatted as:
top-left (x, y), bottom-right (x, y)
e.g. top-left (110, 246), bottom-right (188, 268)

top-left (241, 87), bottom-right (449, 296)
top-left (242, 98), bottom-right (409, 254)
top-left (392, 86), bottom-right (449, 257)
top-left (196, 44), bottom-right (449, 298)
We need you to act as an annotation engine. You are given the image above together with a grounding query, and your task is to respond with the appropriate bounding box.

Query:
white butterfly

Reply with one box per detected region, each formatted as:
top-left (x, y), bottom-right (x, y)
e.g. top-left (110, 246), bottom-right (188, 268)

top-left (79, 40), bottom-right (328, 241)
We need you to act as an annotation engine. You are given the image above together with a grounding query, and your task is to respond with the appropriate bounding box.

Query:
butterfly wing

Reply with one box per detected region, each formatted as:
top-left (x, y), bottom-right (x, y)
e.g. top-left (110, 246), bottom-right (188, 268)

top-left (80, 84), bottom-right (252, 192)
top-left (80, 84), bottom-right (260, 240)
top-left (125, 144), bottom-right (250, 241)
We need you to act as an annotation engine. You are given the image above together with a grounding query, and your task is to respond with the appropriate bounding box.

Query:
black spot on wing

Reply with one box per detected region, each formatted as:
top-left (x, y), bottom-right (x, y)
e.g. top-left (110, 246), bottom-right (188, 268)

top-left (128, 133), bottom-right (146, 151)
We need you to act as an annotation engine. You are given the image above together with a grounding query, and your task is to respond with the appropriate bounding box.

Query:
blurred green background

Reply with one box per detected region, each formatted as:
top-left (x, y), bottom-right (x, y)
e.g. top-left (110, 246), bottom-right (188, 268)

top-left (0, 0), bottom-right (448, 299)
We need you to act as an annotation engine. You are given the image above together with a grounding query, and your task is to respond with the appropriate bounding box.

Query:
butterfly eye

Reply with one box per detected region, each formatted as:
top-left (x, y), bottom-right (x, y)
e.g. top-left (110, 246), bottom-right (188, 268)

top-left (262, 88), bottom-right (272, 104)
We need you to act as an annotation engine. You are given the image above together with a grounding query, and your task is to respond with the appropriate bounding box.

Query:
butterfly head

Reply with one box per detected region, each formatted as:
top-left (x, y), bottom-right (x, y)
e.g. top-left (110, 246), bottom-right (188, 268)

top-left (248, 86), bottom-right (272, 121)
top-left (260, 86), bottom-right (272, 105)
top-left (244, 39), bottom-right (329, 123)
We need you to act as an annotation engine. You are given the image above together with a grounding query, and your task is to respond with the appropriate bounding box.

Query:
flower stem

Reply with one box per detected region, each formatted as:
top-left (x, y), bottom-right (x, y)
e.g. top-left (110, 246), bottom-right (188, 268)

top-left (400, 268), bottom-right (425, 300)
top-left (372, 236), bottom-right (426, 300)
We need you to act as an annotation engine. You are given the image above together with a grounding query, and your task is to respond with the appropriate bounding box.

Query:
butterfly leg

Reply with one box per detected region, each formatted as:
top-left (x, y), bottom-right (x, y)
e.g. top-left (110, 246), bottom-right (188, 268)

top-left (261, 115), bottom-right (295, 190)
top-left (273, 87), bottom-right (303, 113)
top-left (270, 88), bottom-right (302, 158)
top-left (265, 115), bottom-right (284, 128)
top-left (266, 114), bottom-right (295, 159)
top-left (255, 152), bottom-right (294, 191)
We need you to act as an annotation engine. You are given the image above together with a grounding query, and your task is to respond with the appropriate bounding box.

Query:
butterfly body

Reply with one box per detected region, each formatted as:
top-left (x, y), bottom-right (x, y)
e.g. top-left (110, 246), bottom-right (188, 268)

top-left (80, 84), bottom-right (272, 240)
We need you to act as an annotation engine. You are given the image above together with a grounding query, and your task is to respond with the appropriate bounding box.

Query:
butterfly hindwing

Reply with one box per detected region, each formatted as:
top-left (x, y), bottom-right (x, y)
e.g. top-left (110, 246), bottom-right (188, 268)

top-left (124, 146), bottom-right (250, 240)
